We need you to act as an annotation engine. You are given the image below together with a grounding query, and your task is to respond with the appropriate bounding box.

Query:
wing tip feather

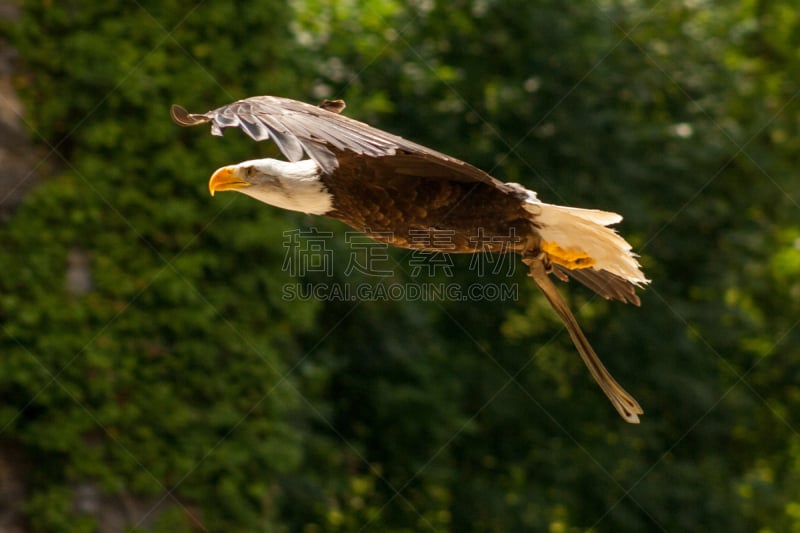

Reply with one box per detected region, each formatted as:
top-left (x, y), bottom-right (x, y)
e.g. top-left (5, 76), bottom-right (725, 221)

top-left (170, 104), bottom-right (210, 127)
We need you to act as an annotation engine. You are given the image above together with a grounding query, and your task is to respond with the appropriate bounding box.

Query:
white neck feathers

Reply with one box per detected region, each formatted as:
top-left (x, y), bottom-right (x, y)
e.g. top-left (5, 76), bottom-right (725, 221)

top-left (239, 158), bottom-right (333, 215)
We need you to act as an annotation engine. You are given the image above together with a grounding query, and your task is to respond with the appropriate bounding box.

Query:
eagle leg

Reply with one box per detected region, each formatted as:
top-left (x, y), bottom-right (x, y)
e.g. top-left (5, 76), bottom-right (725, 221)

top-left (522, 252), bottom-right (643, 423)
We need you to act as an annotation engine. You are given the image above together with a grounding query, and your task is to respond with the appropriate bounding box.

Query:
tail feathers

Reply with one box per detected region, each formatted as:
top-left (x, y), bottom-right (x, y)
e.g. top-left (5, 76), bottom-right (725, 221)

top-left (524, 201), bottom-right (648, 287)
top-left (555, 265), bottom-right (641, 306)
top-left (551, 205), bottom-right (622, 226)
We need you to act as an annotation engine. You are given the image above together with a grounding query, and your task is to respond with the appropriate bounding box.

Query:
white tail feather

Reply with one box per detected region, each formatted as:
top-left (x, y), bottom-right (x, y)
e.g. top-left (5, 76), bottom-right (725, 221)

top-left (523, 199), bottom-right (648, 285)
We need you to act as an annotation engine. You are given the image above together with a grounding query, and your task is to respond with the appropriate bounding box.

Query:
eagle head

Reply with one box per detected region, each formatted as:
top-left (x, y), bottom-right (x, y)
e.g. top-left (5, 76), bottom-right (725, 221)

top-left (208, 158), bottom-right (332, 215)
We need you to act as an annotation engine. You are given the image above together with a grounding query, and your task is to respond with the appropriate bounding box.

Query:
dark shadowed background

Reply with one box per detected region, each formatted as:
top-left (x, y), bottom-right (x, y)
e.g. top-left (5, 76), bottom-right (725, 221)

top-left (2, 1), bottom-right (799, 531)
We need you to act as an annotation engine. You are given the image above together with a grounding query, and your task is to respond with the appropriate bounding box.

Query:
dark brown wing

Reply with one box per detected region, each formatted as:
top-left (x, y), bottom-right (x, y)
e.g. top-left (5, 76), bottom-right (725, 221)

top-left (170, 96), bottom-right (504, 188)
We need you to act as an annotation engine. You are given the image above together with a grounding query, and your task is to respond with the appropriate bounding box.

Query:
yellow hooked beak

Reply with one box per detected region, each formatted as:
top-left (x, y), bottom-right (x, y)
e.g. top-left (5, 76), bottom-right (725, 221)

top-left (208, 166), bottom-right (251, 197)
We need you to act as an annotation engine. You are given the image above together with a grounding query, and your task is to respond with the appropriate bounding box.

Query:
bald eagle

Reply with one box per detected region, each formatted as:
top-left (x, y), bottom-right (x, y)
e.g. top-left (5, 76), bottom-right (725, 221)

top-left (171, 96), bottom-right (649, 423)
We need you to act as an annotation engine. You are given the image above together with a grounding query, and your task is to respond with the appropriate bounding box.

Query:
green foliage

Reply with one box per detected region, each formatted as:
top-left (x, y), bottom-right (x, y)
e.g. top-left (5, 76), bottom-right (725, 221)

top-left (5, 1), bottom-right (314, 531)
top-left (4, 0), bottom-right (800, 531)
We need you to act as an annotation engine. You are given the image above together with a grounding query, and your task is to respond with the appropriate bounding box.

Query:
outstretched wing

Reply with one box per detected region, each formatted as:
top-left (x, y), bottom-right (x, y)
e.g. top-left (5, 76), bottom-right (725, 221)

top-left (171, 96), bottom-right (500, 187)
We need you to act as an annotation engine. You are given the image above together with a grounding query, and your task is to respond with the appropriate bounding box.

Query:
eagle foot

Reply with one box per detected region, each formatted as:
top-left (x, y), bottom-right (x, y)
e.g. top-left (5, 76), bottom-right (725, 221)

top-left (521, 250), bottom-right (553, 275)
